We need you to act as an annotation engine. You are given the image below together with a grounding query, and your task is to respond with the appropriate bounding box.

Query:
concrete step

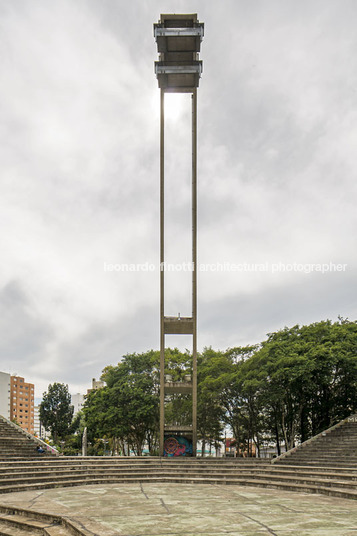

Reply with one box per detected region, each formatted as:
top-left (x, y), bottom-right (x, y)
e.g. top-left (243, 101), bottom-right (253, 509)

top-left (0, 506), bottom-right (87, 536)
top-left (0, 458), bottom-right (269, 469)
top-left (1, 475), bottom-right (355, 501)
top-left (278, 459), bottom-right (357, 467)
top-left (0, 459), bottom-right (354, 476)
top-left (0, 453), bottom-right (355, 501)
top-left (0, 513), bottom-right (67, 535)
top-left (284, 455), bottom-right (357, 461)
top-left (0, 470), bottom-right (355, 496)
top-left (0, 465), bottom-right (357, 483)
top-left (0, 524), bottom-right (31, 536)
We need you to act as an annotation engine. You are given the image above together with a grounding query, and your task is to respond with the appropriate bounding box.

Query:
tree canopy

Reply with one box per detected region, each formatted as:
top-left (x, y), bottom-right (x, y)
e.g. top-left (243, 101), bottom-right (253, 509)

top-left (82, 318), bottom-right (357, 455)
top-left (40, 382), bottom-right (74, 443)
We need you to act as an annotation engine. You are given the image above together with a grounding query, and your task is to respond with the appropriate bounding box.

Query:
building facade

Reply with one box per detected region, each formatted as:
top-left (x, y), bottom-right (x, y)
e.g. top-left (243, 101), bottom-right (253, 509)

top-left (34, 404), bottom-right (50, 440)
top-left (10, 375), bottom-right (35, 434)
top-left (87, 378), bottom-right (104, 394)
top-left (0, 371), bottom-right (11, 419)
top-left (71, 393), bottom-right (85, 415)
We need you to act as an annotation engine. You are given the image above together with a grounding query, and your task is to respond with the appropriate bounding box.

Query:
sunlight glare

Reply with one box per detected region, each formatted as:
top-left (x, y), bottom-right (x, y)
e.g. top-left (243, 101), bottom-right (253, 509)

top-left (165, 94), bottom-right (187, 122)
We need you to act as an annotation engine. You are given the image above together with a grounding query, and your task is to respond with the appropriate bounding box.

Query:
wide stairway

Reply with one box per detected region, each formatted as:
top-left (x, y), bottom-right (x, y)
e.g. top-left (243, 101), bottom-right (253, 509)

top-left (0, 416), bottom-right (56, 458)
top-left (274, 414), bottom-right (357, 468)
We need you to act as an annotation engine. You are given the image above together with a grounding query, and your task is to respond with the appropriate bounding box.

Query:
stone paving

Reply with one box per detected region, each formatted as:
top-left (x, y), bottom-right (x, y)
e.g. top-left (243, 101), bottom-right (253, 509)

top-left (1, 483), bottom-right (357, 535)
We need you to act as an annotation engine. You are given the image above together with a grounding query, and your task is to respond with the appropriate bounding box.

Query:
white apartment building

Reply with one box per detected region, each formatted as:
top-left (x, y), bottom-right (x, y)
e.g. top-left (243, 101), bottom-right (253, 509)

top-left (33, 405), bottom-right (50, 440)
top-left (0, 371), bottom-right (11, 419)
top-left (71, 393), bottom-right (85, 415)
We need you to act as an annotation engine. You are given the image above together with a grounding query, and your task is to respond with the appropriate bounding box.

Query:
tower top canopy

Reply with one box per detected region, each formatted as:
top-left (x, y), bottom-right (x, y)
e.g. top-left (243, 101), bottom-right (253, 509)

top-left (154, 13), bottom-right (204, 93)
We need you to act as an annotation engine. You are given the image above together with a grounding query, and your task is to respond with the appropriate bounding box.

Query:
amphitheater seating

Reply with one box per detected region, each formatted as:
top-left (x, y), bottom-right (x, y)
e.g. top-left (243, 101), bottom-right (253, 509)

top-left (0, 414), bottom-right (356, 534)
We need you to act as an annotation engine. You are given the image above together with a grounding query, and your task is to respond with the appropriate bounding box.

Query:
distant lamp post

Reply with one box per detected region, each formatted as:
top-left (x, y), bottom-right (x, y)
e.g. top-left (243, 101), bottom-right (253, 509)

top-left (154, 14), bottom-right (204, 457)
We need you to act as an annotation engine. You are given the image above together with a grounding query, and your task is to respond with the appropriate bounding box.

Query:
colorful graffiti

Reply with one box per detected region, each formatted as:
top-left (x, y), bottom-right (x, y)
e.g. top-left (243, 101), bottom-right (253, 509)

top-left (164, 436), bottom-right (193, 457)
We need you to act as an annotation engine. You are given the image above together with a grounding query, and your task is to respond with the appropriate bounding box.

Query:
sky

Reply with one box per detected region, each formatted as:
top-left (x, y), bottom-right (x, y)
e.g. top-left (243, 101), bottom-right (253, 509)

top-left (1, 0), bottom-right (356, 399)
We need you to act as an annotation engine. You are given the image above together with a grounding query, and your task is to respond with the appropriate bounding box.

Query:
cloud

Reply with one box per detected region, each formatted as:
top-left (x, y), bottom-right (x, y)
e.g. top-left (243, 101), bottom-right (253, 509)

top-left (0, 281), bottom-right (53, 369)
top-left (0, 0), bottom-right (356, 396)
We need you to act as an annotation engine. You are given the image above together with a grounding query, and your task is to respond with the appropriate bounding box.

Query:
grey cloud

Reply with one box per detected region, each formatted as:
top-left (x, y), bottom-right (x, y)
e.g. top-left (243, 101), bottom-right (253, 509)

top-left (0, 0), bottom-right (356, 396)
top-left (0, 281), bottom-right (53, 368)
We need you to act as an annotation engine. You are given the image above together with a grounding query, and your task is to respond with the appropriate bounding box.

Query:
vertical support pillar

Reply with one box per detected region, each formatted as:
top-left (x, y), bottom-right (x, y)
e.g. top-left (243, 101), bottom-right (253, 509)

top-left (160, 89), bottom-right (165, 457)
top-left (154, 13), bottom-right (203, 459)
top-left (192, 89), bottom-right (198, 456)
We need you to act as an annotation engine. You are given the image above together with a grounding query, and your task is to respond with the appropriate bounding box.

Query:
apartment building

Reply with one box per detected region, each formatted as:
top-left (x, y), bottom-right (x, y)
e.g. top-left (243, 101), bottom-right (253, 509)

top-left (34, 404), bottom-right (50, 439)
top-left (0, 371), bottom-right (11, 419)
top-left (10, 375), bottom-right (35, 434)
top-left (86, 377), bottom-right (105, 394)
top-left (71, 393), bottom-right (85, 415)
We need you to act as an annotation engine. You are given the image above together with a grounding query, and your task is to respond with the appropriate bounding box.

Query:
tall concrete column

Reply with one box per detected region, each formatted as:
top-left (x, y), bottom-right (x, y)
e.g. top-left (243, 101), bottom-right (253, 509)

top-left (192, 89), bottom-right (198, 456)
top-left (159, 88), bottom-right (165, 457)
top-left (154, 13), bottom-right (204, 458)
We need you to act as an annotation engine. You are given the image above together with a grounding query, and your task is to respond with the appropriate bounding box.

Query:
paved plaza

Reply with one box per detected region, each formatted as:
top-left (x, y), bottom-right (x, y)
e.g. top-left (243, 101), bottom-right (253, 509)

top-left (0, 483), bottom-right (356, 535)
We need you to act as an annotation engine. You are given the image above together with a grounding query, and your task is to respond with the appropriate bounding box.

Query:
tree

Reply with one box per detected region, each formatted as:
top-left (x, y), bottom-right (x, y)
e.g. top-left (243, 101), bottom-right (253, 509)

top-left (215, 346), bottom-right (259, 456)
top-left (197, 347), bottom-right (227, 456)
top-left (242, 319), bottom-right (357, 452)
top-left (82, 318), bottom-right (357, 457)
top-left (40, 383), bottom-right (74, 443)
top-left (84, 350), bottom-right (160, 455)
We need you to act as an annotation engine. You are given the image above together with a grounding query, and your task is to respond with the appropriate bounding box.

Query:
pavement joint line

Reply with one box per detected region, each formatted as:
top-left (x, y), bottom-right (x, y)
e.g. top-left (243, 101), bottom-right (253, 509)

top-left (139, 483), bottom-right (149, 500)
top-left (229, 509), bottom-right (279, 536)
top-left (159, 498), bottom-right (170, 514)
top-left (28, 491), bottom-right (45, 509)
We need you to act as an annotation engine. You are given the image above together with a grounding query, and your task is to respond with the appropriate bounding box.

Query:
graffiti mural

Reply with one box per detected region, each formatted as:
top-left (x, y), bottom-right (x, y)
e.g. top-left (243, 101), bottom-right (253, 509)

top-left (164, 436), bottom-right (193, 457)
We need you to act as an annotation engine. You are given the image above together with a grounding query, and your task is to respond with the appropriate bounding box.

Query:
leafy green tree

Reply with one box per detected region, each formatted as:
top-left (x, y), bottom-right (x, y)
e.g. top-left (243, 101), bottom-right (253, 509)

top-left (242, 319), bottom-right (357, 452)
top-left (213, 346), bottom-right (259, 455)
top-left (164, 348), bottom-right (192, 430)
top-left (40, 383), bottom-right (74, 443)
top-left (84, 350), bottom-right (160, 455)
top-left (82, 318), bottom-right (357, 457)
top-left (197, 347), bottom-right (227, 455)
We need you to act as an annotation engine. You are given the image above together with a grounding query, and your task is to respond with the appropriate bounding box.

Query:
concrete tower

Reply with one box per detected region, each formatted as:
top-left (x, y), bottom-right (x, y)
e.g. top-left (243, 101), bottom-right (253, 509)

top-left (154, 14), bottom-right (204, 457)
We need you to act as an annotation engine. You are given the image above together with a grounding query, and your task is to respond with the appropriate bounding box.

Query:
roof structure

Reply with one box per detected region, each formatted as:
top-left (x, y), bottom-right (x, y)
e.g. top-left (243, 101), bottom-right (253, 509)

top-left (154, 14), bottom-right (204, 92)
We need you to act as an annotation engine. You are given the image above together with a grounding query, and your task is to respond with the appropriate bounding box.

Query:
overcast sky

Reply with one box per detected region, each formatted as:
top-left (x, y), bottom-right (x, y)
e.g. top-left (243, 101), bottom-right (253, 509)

top-left (1, 0), bottom-right (356, 398)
